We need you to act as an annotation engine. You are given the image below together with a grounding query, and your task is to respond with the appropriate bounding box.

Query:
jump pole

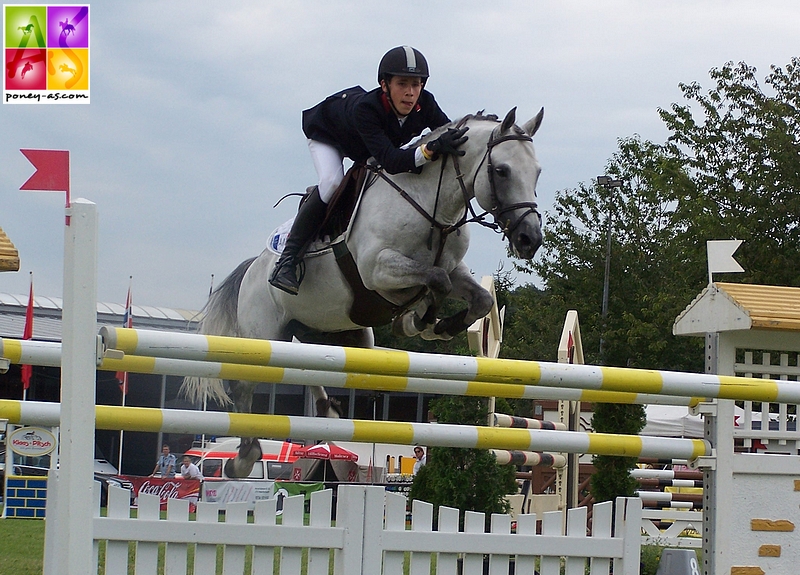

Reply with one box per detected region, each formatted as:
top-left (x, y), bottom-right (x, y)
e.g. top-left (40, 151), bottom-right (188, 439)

top-left (0, 399), bottom-right (710, 461)
top-left (0, 337), bottom-right (700, 407)
top-left (102, 326), bottom-right (800, 404)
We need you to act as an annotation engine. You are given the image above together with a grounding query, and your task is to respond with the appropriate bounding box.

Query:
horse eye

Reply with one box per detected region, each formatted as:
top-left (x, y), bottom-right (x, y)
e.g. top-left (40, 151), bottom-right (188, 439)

top-left (494, 166), bottom-right (509, 178)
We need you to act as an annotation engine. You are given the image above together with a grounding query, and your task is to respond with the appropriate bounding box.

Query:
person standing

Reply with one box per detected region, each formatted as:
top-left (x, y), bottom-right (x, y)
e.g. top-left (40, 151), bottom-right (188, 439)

top-left (151, 443), bottom-right (176, 478)
top-left (412, 446), bottom-right (427, 475)
top-left (180, 455), bottom-right (202, 480)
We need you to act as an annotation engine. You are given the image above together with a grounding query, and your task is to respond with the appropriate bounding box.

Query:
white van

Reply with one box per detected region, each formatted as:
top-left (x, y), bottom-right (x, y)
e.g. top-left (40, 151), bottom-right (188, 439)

top-left (184, 437), bottom-right (297, 481)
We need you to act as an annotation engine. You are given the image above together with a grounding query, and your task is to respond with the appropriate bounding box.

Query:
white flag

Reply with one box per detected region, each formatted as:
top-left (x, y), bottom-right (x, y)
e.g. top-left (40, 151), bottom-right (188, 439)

top-left (707, 239), bottom-right (744, 283)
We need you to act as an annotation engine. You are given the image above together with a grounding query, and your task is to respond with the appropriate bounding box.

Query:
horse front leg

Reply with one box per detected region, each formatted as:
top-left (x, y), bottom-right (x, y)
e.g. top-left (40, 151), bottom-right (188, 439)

top-left (421, 262), bottom-right (494, 341)
top-left (369, 248), bottom-right (452, 337)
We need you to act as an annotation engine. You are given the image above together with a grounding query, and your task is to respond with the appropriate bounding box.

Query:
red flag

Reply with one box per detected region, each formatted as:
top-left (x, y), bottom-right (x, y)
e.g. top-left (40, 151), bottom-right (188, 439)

top-left (567, 331), bottom-right (575, 364)
top-left (20, 149), bottom-right (71, 205)
top-left (21, 276), bottom-right (34, 390)
top-left (115, 283), bottom-right (133, 394)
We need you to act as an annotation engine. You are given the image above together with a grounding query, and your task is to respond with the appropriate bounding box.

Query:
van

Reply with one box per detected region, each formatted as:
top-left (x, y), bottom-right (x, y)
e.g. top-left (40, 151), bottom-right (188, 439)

top-left (184, 437), bottom-right (297, 481)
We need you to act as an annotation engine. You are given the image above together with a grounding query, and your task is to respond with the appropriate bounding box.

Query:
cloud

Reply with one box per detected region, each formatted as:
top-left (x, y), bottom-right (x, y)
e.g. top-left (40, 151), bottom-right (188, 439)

top-left (2, 0), bottom-right (798, 311)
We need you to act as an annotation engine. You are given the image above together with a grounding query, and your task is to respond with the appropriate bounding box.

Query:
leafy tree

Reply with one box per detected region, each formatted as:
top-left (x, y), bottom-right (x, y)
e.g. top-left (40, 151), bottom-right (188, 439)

top-left (660, 59), bottom-right (800, 287)
top-left (518, 135), bottom-right (704, 372)
top-left (409, 395), bottom-right (517, 528)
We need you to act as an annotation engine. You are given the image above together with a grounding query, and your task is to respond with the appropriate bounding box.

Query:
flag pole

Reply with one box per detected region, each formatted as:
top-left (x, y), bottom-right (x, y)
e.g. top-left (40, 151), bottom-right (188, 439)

top-left (117, 277), bottom-right (132, 473)
top-left (200, 274), bottom-right (214, 449)
top-left (21, 271), bottom-right (34, 401)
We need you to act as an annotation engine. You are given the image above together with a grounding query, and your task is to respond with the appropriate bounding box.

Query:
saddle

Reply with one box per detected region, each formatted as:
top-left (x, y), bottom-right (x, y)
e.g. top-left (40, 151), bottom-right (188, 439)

top-left (302, 164), bottom-right (403, 327)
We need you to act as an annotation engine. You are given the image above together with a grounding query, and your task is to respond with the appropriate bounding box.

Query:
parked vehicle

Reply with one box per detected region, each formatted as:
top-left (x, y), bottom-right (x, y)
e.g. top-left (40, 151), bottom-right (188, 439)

top-left (183, 437), bottom-right (297, 481)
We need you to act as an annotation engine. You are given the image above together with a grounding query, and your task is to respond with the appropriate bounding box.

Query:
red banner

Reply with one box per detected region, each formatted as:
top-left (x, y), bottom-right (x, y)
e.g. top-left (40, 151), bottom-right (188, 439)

top-left (121, 476), bottom-right (200, 510)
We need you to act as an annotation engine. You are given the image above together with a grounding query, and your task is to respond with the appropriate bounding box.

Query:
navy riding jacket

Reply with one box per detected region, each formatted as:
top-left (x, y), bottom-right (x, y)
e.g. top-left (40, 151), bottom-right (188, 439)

top-left (302, 86), bottom-right (450, 174)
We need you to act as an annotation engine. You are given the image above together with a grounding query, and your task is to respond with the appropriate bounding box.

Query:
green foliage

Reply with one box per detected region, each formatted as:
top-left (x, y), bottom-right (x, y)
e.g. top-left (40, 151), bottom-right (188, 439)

top-left (590, 403), bottom-right (647, 502)
top-left (408, 395), bottom-right (517, 528)
top-left (660, 59), bottom-right (800, 287)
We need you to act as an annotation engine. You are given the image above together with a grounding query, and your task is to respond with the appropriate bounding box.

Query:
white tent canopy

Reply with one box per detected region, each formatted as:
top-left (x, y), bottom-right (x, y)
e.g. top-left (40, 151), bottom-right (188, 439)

top-left (642, 405), bottom-right (704, 438)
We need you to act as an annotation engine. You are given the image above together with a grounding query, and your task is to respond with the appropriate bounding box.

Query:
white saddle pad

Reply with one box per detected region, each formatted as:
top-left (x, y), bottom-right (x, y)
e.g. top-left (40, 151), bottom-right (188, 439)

top-left (266, 218), bottom-right (337, 257)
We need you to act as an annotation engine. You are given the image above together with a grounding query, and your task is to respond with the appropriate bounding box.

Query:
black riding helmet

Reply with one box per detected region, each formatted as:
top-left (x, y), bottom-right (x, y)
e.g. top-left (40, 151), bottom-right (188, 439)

top-left (378, 46), bottom-right (429, 84)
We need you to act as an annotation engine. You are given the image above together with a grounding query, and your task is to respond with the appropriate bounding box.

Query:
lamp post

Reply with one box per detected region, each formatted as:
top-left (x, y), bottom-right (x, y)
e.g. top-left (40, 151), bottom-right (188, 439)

top-left (596, 176), bottom-right (622, 362)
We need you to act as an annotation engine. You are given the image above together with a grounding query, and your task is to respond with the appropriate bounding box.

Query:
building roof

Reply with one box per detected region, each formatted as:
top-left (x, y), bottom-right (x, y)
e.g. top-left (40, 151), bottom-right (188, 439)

top-left (0, 292), bottom-right (201, 341)
top-left (673, 282), bottom-right (800, 336)
top-left (0, 227), bottom-right (20, 272)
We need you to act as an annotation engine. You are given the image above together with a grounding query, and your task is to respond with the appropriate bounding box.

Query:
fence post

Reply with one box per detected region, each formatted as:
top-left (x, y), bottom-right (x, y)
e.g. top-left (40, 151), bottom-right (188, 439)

top-left (334, 485), bottom-right (366, 575)
top-left (614, 497), bottom-right (642, 575)
top-left (43, 199), bottom-right (98, 575)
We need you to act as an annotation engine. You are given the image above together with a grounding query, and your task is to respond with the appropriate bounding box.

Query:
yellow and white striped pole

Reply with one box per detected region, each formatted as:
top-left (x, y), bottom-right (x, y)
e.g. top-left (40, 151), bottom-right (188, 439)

top-left (0, 399), bottom-right (710, 461)
top-left (101, 327), bottom-right (800, 404)
top-left (0, 337), bottom-right (700, 407)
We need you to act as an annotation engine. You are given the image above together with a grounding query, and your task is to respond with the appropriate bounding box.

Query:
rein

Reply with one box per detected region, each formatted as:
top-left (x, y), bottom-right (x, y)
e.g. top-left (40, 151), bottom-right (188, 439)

top-left (367, 122), bottom-right (540, 266)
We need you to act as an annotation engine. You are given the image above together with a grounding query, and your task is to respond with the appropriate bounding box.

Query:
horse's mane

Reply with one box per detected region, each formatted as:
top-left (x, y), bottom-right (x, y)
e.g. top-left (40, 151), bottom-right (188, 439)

top-left (418, 111), bottom-right (521, 145)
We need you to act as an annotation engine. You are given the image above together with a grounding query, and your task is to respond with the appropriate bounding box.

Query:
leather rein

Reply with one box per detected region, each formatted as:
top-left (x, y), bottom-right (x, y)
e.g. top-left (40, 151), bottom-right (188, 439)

top-left (367, 122), bottom-right (540, 266)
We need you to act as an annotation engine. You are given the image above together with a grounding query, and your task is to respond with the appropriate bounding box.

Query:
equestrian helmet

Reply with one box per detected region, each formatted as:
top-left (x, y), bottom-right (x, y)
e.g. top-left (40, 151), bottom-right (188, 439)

top-left (378, 46), bottom-right (429, 83)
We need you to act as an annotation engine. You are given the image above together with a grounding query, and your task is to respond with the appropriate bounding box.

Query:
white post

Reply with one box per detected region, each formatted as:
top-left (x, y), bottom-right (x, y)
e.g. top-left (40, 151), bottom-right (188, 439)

top-left (43, 199), bottom-right (98, 575)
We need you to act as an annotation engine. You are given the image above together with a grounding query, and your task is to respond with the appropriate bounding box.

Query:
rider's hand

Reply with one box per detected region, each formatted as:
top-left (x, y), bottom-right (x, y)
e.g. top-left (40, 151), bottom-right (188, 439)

top-left (425, 127), bottom-right (469, 158)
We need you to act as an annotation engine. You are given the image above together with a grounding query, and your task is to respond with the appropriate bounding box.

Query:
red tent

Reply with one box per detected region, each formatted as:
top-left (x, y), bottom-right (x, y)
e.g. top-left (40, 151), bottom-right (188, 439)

top-left (291, 443), bottom-right (358, 461)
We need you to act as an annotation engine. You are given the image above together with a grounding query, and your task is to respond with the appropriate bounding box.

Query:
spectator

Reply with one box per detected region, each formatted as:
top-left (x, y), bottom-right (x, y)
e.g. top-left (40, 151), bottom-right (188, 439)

top-left (151, 443), bottom-right (176, 478)
top-left (412, 446), bottom-right (426, 475)
top-left (180, 455), bottom-right (202, 480)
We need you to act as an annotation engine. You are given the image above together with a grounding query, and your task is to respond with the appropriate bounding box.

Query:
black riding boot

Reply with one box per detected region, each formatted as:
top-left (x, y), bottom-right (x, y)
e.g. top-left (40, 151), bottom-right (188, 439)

top-left (269, 187), bottom-right (327, 295)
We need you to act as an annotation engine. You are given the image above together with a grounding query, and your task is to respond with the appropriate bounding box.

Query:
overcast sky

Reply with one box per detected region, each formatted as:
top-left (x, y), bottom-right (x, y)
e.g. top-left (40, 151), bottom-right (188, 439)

top-left (2, 1), bottom-right (798, 312)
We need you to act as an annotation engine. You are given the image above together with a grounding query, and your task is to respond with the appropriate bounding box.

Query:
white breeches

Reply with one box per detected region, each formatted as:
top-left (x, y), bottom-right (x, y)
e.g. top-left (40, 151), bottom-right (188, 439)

top-left (308, 139), bottom-right (344, 204)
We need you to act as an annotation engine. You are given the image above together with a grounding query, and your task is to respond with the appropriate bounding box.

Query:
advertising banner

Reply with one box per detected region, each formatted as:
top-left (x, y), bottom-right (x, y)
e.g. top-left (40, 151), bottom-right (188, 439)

top-left (202, 480), bottom-right (276, 507)
top-left (122, 476), bottom-right (200, 510)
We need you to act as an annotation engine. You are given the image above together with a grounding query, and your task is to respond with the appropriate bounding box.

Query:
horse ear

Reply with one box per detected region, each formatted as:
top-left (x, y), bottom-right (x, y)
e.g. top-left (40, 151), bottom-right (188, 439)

top-left (522, 107), bottom-right (544, 137)
top-left (500, 107), bottom-right (517, 133)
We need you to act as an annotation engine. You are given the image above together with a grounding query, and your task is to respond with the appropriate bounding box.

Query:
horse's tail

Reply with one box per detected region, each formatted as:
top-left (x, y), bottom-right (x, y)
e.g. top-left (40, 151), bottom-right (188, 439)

top-left (181, 257), bottom-right (257, 407)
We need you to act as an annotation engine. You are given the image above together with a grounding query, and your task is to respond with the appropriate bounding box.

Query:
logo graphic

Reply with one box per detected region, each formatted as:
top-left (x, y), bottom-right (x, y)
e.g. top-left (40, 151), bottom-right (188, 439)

top-left (9, 426), bottom-right (57, 456)
top-left (4, 4), bottom-right (90, 104)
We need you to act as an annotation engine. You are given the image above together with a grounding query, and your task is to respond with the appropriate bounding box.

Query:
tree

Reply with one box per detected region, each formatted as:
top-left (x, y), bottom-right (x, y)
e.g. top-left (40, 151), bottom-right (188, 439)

top-left (519, 135), bottom-right (704, 372)
top-left (511, 136), bottom-right (701, 501)
top-left (409, 395), bottom-right (517, 528)
top-left (661, 58), bottom-right (800, 287)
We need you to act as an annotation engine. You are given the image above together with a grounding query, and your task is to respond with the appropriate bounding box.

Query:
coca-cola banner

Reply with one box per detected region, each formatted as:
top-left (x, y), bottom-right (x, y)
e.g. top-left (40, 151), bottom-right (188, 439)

top-left (122, 476), bottom-right (200, 510)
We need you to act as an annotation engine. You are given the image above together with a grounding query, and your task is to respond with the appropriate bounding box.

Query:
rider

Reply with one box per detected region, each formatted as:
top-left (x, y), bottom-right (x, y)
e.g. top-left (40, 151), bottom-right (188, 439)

top-left (269, 45), bottom-right (470, 295)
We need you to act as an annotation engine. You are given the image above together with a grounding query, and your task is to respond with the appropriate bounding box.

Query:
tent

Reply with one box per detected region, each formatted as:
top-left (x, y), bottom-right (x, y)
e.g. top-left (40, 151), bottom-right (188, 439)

top-left (642, 405), bottom-right (704, 438)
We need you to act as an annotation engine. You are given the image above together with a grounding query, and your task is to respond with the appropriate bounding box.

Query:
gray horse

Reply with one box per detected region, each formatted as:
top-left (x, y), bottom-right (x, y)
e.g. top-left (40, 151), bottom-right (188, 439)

top-left (182, 108), bottom-right (544, 478)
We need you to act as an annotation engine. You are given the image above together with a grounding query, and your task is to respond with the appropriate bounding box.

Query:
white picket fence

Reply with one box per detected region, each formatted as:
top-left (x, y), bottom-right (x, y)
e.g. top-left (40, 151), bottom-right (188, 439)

top-left (93, 484), bottom-right (641, 575)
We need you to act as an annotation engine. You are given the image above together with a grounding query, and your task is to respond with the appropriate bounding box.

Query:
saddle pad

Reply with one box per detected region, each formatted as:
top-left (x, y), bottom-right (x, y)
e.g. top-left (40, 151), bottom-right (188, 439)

top-left (266, 219), bottom-right (294, 255)
top-left (267, 218), bottom-right (335, 257)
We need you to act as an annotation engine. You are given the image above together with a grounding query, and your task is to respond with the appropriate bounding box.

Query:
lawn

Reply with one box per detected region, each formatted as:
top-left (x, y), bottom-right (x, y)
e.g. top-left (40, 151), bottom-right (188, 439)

top-left (0, 516), bottom-right (45, 575)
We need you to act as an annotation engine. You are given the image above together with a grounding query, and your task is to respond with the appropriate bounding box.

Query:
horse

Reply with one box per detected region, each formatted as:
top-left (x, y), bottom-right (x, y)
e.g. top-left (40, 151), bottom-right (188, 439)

top-left (59, 63), bottom-right (77, 77)
top-left (182, 107), bottom-right (544, 479)
top-left (59, 19), bottom-right (75, 36)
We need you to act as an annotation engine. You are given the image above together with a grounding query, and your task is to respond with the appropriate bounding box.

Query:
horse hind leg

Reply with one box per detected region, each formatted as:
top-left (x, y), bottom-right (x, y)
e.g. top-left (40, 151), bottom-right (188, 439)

top-left (300, 328), bottom-right (374, 418)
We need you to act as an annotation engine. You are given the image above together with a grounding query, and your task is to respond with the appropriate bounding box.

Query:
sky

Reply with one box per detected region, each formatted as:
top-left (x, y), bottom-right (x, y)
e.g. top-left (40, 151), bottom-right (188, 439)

top-left (1, 1), bottom-right (798, 312)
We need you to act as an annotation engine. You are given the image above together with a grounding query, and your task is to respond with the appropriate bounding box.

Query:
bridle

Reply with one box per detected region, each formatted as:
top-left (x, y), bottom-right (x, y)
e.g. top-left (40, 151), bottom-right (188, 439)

top-left (367, 120), bottom-right (541, 265)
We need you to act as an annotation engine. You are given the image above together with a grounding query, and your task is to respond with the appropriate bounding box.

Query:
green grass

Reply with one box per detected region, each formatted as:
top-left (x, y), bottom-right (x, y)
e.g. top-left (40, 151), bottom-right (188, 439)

top-left (0, 516), bottom-right (45, 575)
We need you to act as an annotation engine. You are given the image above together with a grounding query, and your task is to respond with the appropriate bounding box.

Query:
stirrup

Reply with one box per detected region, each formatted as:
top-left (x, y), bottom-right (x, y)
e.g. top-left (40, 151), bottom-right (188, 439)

top-left (269, 259), bottom-right (300, 295)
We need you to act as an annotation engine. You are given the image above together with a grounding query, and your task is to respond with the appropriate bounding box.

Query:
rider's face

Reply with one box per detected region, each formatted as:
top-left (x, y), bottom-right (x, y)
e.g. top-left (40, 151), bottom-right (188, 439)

top-left (382, 76), bottom-right (423, 117)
